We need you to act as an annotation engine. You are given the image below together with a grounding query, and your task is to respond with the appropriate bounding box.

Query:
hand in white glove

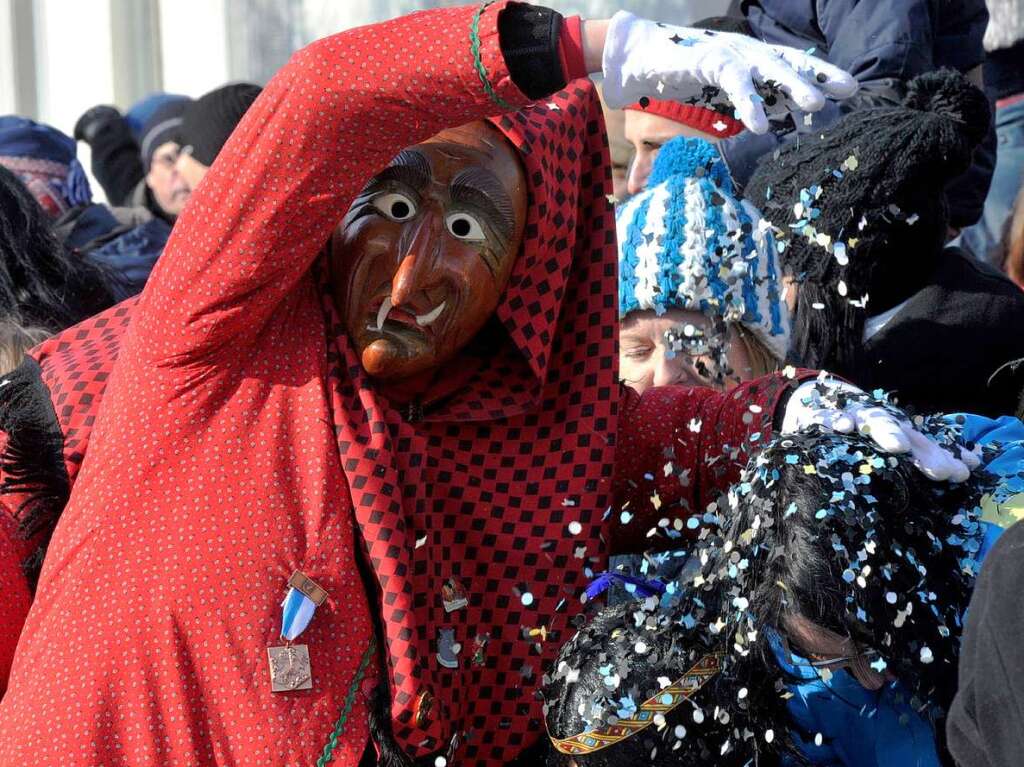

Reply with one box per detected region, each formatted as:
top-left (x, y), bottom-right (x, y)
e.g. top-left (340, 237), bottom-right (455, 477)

top-left (601, 11), bottom-right (858, 134)
top-left (781, 378), bottom-right (981, 482)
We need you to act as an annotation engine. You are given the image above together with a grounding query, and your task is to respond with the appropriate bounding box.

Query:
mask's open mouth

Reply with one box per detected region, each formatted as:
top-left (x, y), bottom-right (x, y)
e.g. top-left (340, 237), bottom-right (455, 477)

top-left (369, 297), bottom-right (448, 335)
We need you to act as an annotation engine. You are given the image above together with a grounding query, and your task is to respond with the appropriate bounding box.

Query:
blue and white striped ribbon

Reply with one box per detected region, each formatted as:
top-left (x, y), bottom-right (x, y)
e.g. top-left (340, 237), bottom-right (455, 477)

top-left (281, 586), bottom-right (318, 642)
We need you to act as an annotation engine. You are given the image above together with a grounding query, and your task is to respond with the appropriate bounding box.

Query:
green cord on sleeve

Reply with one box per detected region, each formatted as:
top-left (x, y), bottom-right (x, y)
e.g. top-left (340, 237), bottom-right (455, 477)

top-left (316, 637), bottom-right (378, 766)
top-left (471, 1), bottom-right (516, 112)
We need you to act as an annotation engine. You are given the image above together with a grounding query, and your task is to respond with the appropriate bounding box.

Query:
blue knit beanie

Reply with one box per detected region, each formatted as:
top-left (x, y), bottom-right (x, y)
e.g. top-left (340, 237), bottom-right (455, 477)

top-left (616, 137), bottom-right (790, 360)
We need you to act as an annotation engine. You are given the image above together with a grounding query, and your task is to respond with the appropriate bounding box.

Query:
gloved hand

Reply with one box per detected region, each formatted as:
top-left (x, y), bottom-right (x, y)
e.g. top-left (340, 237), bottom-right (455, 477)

top-left (73, 105), bottom-right (123, 144)
top-left (601, 11), bottom-right (858, 134)
top-left (781, 378), bottom-right (981, 482)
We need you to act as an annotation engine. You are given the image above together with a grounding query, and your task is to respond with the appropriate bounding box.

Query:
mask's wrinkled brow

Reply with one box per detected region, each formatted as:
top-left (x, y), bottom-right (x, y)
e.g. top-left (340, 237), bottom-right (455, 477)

top-left (449, 166), bottom-right (515, 242)
top-left (368, 149), bottom-right (431, 191)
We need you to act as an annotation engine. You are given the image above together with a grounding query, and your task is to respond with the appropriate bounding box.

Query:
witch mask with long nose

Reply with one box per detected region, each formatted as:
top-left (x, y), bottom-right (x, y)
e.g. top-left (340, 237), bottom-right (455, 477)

top-left (330, 121), bottom-right (528, 381)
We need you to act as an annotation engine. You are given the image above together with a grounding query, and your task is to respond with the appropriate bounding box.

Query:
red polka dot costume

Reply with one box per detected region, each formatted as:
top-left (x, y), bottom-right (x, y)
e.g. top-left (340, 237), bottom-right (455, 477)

top-left (0, 4), bottom-right (796, 764)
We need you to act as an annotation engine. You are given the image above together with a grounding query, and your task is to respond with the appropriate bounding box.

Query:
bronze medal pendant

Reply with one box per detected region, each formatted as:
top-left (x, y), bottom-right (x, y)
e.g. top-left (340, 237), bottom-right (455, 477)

top-left (269, 570), bottom-right (329, 693)
top-left (268, 644), bottom-right (314, 692)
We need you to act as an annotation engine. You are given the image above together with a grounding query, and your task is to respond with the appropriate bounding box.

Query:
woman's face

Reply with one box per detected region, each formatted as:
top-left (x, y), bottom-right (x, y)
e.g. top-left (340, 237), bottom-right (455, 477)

top-left (784, 613), bottom-right (890, 691)
top-left (619, 309), bottom-right (753, 394)
top-left (623, 110), bottom-right (719, 196)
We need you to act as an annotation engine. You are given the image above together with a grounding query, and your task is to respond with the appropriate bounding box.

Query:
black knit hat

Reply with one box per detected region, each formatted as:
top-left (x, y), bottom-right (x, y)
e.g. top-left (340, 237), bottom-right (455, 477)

top-left (179, 83), bottom-right (262, 168)
top-left (139, 98), bottom-right (190, 172)
top-left (745, 69), bottom-right (991, 372)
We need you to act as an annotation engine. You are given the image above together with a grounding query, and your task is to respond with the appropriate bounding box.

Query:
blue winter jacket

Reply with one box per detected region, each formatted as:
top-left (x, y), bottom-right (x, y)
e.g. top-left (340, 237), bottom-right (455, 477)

top-left (724, 0), bottom-right (993, 228)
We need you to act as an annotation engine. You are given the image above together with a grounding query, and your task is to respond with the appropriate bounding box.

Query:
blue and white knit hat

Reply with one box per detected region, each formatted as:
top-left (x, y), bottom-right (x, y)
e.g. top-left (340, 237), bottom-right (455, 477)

top-left (617, 137), bottom-right (790, 360)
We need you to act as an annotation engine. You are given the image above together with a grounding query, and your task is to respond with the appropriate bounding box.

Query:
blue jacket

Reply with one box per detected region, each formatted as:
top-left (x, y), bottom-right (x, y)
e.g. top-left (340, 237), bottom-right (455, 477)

top-left (56, 203), bottom-right (170, 301)
top-left (724, 0), bottom-right (993, 228)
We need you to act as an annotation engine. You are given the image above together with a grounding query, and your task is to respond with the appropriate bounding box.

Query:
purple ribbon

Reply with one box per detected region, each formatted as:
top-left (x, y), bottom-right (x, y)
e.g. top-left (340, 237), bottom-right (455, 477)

top-left (585, 571), bottom-right (667, 600)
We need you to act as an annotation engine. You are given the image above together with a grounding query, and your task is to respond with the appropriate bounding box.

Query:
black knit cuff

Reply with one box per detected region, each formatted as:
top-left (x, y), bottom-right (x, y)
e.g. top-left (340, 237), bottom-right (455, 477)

top-left (498, 2), bottom-right (566, 100)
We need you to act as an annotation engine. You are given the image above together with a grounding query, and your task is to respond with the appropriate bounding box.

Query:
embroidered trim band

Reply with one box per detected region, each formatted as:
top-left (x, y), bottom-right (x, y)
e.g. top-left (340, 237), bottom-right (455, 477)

top-left (548, 653), bottom-right (722, 756)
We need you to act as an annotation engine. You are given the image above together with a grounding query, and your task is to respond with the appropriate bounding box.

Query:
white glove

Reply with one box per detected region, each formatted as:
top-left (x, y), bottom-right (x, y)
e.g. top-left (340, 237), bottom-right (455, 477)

top-left (601, 11), bottom-right (858, 135)
top-left (781, 378), bottom-right (981, 483)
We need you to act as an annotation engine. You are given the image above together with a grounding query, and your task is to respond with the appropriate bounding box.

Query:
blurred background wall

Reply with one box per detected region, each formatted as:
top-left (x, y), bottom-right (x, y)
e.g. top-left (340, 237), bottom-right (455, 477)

top-left (0, 0), bottom-right (730, 136)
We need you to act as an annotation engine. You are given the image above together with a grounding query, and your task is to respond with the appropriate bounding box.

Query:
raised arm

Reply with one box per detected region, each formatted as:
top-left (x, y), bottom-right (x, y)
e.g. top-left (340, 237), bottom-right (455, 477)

top-left (611, 374), bottom-right (980, 555)
top-left (132, 3), bottom-right (538, 363)
top-left (132, 3), bottom-right (857, 364)
top-left (611, 375), bottom-right (795, 554)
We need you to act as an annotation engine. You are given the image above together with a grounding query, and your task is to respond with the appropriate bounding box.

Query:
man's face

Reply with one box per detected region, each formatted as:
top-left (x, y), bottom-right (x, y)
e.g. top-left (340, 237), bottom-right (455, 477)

top-left (624, 111), bottom-right (718, 196)
top-left (173, 150), bottom-right (211, 193)
top-left (330, 121), bottom-right (527, 381)
top-left (146, 141), bottom-right (191, 217)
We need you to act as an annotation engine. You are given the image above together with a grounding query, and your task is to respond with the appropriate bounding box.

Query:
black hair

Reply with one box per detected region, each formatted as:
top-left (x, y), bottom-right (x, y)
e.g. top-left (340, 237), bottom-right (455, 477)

top-left (0, 165), bottom-right (115, 331)
top-left (543, 597), bottom-right (785, 767)
top-left (745, 69), bottom-right (990, 374)
top-left (707, 424), bottom-right (990, 717)
top-left (544, 420), bottom-right (992, 765)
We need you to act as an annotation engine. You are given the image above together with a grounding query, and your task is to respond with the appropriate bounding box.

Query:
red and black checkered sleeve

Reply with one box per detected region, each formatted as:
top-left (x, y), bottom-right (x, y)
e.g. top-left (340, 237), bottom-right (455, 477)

top-left (609, 374), bottom-right (799, 555)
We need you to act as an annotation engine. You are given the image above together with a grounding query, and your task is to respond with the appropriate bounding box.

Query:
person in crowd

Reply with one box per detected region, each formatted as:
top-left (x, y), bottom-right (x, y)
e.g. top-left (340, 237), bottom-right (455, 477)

top-left (959, 0), bottom-right (1024, 266)
top-left (723, 0), bottom-right (995, 239)
top-left (73, 93), bottom-right (192, 221)
top-left (609, 133), bottom-right (788, 606)
top-left (745, 69), bottom-right (1024, 418)
top-left (135, 100), bottom-right (193, 218)
top-left (546, 408), bottom-right (1004, 767)
top-left (620, 16), bottom-right (750, 196)
top-left (0, 165), bottom-right (116, 330)
top-left (0, 8), bottom-right (965, 767)
top-left (617, 135), bottom-right (788, 395)
top-left (622, 99), bottom-right (744, 197)
top-left (596, 83), bottom-right (632, 203)
top-left (0, 115), bottom-right (170, 299)
top-left (0, 317), bottom-right (52, 698)
top-left (172, 83), bottom-right (262, 189)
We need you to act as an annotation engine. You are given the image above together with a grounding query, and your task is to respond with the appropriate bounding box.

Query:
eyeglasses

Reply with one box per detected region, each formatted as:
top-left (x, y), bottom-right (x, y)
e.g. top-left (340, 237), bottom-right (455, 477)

top-left (806, 649), bottom-right (880, 670)
top-left (781, 636), bottom-right (880, 671)
top-left (151, 148), bottom-right (182, 170)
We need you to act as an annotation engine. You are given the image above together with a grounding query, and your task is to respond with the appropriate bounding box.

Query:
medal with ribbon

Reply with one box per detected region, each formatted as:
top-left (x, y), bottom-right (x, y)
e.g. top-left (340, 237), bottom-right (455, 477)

top-left (268, 570), bottom-right (329, 693)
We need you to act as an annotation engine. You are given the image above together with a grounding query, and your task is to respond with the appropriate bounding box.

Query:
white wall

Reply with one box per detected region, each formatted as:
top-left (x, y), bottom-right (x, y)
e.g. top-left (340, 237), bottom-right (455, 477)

top-left (159, 0), bottom-right (230, 96)
top-left (298, 0), bottom-right (732, 41)
top-left (32, 0), bottom-right (116, 135)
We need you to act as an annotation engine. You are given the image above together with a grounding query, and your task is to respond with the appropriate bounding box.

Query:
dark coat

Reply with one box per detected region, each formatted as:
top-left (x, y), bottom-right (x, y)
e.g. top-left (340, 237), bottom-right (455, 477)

top-left (853, 247), bottom-right (1024, 418)
top-left (722, 0), bottom-right (994, 228)
top-left (947, 519), bottom-right (1024, 767)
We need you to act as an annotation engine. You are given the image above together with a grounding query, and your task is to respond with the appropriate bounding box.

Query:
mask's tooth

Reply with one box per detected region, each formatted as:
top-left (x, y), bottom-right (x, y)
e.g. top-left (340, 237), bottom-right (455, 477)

top-left (416, 301), bottom-right (447, 327)
top-left (376, 298), bottom-right (393, 331)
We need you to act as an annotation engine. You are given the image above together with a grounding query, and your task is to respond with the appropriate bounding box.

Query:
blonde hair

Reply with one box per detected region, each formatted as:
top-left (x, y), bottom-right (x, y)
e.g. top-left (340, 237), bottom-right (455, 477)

top-left (0, 319), bottom-right (50, 376)
top-left (1003, 182), bottom-right (1024, 289)
top-left (732, 323), bottom-right (783, 381)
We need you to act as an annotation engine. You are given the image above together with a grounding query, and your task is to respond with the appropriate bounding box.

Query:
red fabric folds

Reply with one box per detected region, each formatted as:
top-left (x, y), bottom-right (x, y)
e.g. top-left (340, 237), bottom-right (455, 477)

top-left (0, 5), bottom-right (790, 765)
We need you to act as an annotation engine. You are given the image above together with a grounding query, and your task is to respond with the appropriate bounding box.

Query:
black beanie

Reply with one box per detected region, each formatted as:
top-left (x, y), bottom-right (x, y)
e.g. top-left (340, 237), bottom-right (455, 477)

top-left (179, 83), bottom-right (262, 168)
top-left (745, 68), bottom-right (991, 372)
top-left (140, 99), bottom-right (191, 172)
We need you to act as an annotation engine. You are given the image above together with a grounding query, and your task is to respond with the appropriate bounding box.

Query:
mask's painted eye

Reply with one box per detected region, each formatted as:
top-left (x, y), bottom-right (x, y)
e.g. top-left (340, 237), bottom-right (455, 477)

top-left (445, 212), bottom-right (486, 241)
top-left (372, 192), bottom-right (417, 222)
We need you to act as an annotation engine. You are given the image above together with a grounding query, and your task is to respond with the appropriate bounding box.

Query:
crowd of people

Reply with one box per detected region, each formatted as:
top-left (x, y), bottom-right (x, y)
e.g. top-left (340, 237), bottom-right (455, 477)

top-left (0, 1), bottom-right (1021, 766)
